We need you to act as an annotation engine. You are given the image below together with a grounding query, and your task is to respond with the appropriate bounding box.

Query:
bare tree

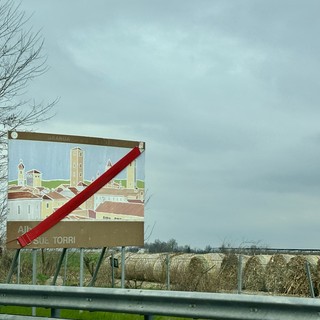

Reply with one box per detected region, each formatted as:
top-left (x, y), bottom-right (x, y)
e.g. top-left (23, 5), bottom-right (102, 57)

top-left (0, 0), bottom-right (57, 244)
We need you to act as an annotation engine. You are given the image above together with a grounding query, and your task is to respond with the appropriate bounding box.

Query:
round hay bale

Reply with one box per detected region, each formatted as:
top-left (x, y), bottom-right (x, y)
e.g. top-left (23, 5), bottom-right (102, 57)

top-left (202, 253), bottom-right (224, 276)
top-left (201, 253), bottom-right (225, 292)
top-left (110, 253), bottom-right (177, 283)
top-left (170, 254), bottom-right (210, 291)
top-left (169, 253), bottom-right (196, 282)
top-left (124, 253), bottom-right (139, 280)
top-left (123, 253), bottom-right (165, 282)
top-left (243, 255), bottom-right (271, 292)
top-left (217, 253), bottom-right (239, 291)
top-left (134, 253), bottom-right (167, 282)
top-left (265, 254), bottom-right (293, 293)
top-left (314, 258), bottom-right (320, 296)
top-left (284, 255), bottom-right (319, 296)
top-left (152, 253), bottom-right (169, 283)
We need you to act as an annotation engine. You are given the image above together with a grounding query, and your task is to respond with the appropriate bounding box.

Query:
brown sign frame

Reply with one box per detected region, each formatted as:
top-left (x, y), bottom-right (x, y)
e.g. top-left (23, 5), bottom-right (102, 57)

top-left (6, 131), bottom-right (145, 249)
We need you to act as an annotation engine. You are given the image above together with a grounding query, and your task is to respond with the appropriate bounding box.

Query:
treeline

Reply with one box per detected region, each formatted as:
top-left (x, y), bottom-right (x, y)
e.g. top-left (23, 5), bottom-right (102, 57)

top-left (142, 239), bottom-right (257, 254)
top-left (140, 239), bottom-right (217, 254)
top-left (129, 239), bottom-right (272, 254)
top-left (144, 239), bottom-right (192, 253)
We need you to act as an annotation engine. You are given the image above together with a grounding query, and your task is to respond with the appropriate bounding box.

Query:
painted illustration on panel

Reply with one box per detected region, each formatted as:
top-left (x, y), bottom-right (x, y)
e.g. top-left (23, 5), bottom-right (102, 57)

top-left (7, 134), bottom-right (145, 223)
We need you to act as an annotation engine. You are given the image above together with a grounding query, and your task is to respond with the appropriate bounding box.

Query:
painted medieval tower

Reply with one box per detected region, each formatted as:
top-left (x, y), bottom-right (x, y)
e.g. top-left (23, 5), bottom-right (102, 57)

top-left (70, 147), bottom-right (84, 187)
top-left (17, 160), bottom-right (25, 186)
top-left (104, 158), bottom-right (136, 189)
top-left (17, 160), bottom-right (42, 187)
top-left (126, 161), bottom-right (136, 189)
top-left (26, 169), bottom-right (42, 187)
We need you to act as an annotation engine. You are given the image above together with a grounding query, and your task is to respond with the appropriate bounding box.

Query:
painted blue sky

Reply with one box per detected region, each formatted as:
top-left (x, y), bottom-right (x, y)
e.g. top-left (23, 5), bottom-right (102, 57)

top-left (8, 139), bottom-right (145, 182)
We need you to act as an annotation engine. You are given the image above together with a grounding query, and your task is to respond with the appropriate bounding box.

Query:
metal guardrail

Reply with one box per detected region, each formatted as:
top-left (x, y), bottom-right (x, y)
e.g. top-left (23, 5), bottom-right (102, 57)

top-left (1, 284), bottom-right (320, 319)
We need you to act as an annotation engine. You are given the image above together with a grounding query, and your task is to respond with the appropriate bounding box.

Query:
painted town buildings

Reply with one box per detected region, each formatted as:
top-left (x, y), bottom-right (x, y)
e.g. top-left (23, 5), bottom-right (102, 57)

top-left (8, 147), bottom-right (144, 222)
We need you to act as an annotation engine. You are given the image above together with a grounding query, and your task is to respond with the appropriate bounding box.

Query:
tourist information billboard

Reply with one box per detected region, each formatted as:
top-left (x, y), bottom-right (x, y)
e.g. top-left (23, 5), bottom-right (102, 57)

top-left (6, 131), bottom-right (145, 249)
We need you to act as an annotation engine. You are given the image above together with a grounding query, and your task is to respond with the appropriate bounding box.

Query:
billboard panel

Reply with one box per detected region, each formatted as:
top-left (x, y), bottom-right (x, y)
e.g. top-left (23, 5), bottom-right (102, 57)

top-left (6, 131), bottom-right (145, 249)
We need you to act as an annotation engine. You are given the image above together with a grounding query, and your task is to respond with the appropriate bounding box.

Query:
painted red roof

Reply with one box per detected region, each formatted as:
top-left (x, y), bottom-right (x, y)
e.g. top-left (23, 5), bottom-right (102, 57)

top-left (42, 191), bottom-right (67, 200)
top-left (95, 187), bottom-right (140, 196)
top-left (77, 182), bottom-right (88, 187)
top-left (68, 187), bottom-right (79, 195)
top-left (8, 191), bottom-right (41, 200)
top-left (27, 169), bottom-right (41, 174)
top-left (95, 201), bottom-right (144, 217)
top-left (127, 199), bottom-right (144, 204)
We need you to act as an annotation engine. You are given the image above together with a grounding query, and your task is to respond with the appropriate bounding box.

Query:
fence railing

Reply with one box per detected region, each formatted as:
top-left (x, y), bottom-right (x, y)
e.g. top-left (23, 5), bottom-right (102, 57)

top-left (1, 284), bottom-right (320, 319)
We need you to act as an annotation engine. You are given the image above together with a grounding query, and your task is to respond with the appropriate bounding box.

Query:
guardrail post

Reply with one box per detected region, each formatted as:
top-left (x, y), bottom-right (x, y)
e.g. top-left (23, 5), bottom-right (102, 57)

top-left (51, 307), bottom-right (61, 318)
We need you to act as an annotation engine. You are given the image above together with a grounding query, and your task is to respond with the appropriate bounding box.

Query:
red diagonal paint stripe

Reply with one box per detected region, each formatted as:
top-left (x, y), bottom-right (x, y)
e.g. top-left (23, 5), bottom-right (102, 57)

top-left (17, 146), bottom-right (142, 247)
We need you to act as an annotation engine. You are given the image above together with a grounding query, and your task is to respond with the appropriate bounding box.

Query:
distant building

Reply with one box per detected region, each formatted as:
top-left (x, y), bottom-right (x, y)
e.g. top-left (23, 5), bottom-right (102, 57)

top-left (17, 160), bottom-right (25, 186)
top-left (93, 186), bottom-right (143, 210)
top-left (70, 147), bottom-right (84, 187)
top-left (41, 191), bottom-right (69, 219)
top-left (127, 161), bottom-right (136, 189)
top-left (95, 201), bottom-right (143, 221)
top-left (26, 169), bottom-right (42, 187)
top-left (7, 191), bottom-right (42, 220)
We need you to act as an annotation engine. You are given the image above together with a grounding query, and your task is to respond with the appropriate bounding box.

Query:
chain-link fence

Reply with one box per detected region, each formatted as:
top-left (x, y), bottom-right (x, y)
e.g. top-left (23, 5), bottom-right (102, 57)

top-left (1, 249), bottom-right (319, 298)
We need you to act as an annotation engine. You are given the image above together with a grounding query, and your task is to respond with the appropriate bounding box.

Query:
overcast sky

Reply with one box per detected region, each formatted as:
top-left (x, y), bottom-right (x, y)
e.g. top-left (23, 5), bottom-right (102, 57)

top-left (18, 0), bottom-right (320, 249)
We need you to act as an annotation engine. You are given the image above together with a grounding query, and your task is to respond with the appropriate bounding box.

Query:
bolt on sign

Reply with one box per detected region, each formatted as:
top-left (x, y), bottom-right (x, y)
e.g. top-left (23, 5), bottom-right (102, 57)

top-left (6, 131), bottom-right (145, 249)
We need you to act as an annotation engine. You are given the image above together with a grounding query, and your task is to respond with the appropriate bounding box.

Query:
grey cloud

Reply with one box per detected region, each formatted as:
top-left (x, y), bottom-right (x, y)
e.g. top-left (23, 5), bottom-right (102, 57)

top-left (16, 0), bottom-right (320, 248)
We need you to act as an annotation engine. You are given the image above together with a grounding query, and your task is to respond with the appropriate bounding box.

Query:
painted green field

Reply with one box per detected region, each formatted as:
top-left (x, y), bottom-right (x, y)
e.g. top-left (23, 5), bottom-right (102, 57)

top-left (8, 179), bottom-right (144, 189)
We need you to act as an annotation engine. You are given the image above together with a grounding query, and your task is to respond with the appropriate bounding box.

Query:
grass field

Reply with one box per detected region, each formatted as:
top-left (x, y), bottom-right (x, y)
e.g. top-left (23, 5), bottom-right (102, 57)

top-left (0, 306), bottom-right (187, 320)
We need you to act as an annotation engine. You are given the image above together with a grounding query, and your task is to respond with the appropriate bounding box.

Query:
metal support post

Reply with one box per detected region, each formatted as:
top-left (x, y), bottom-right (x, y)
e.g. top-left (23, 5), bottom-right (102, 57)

top-left (80, 248), bottom-right (84, 287)
top-left (63, 249), bottom-right (69, 285)
top-left (52, 248), bottom-right (67, 285)
top-left (121, 246), bottom-right (125, 289)
top-left (32, 249), bottom-right (37, 316)
top-left (6, 249), bottom-right (20, 283)
top-left (111, 252), bottom-right (115, 288)
top-left (17, 250), bottom-right (21, 284)
top-left (305, 261), bottom-right (315, 298)
top-left (237, 254), bottom-right (243, 294)
top-left (89, 247), bottom-right (106, 287)
top-left (166, 253), bottom-right (170, 290)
